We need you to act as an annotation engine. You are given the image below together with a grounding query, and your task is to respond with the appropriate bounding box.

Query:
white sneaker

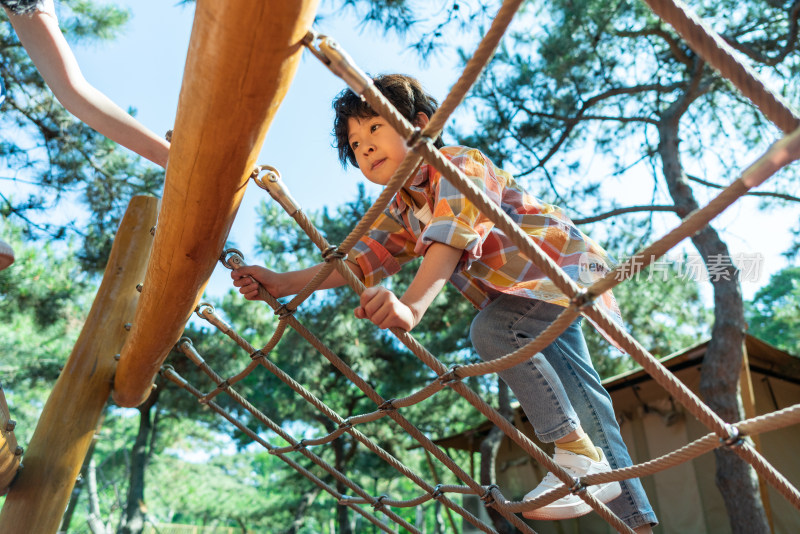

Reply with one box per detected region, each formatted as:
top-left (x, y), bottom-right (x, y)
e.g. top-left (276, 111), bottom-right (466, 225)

top-left (523, 447), bottom-right (622, 520)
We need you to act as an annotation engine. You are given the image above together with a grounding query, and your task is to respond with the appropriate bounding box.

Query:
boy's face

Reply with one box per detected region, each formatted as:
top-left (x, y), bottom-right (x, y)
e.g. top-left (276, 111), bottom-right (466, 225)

top-left (347, 112), bottom-right (429, 186)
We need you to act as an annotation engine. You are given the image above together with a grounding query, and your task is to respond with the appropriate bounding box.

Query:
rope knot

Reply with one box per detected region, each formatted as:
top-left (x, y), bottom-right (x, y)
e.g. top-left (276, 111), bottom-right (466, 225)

top-left (322, 246), bottom-right (346, 262)
top-left (569, 478), bottom-right (587, 495)
top-left (292, 439), bottom-right (307, 451)
top-left (405, 127), bottom-right (433, 150)
top-left (216, 379), bottom-right (231, 391)
top-left (431, 484), bottom-right (444, 500)
top-left (480, 484), bottom-right (499, 505)
top-left (378, 399), bottom-right (397, 412)
top-left (721, 424), bottom-right (745, 448)
top-left (338, 418), bottom-right (353, 429)
top-left (274, 304), bottom-right (296, 319)
top-left (371, 494), bottom-right (388, 510)
top-left (569, 288), bottom-right (596, 310)
top-left (437, 365), bottom-right (463, 387)
top-left (250, 349), bottom-right (266, 361)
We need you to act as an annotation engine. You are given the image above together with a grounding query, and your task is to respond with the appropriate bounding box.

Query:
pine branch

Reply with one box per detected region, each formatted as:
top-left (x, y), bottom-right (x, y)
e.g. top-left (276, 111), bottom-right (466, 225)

top-left (686, 174), bottom-right (800, 202)
top-left (572, 205), bottom-right (679, 224)
top-left (720, 1), bottom-right (800, 66)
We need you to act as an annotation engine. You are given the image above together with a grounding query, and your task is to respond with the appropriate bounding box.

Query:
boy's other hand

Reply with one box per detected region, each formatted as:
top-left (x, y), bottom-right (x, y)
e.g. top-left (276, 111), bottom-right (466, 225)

top-left (231, 265), bottom-right (282, 300)
top-left (355, 286), bottom-right (417, 331)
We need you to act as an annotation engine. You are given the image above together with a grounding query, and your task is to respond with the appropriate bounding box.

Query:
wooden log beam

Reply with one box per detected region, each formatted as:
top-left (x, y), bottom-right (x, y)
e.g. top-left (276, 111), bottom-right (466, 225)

top-left (113, 0), bottom-right (320, 408)
top-left (0, 195), bottom-right (158, 534)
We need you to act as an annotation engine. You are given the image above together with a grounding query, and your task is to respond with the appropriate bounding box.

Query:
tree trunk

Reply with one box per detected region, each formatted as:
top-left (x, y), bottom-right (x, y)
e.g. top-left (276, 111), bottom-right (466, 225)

top-left (118, 387), bottom-right (159, 534)
top-left (60, 457), bottom-right (86, 532)
top-left (658, 99), bottom-right (769, 533)
top-left (284, 487), bottom-right (320, 534)
top-left (479, 379), bottom-right (515, 534)
top-left (333, 437), bottom-right (352, 534)
top-left (87, 458), bottom-right (109, 534)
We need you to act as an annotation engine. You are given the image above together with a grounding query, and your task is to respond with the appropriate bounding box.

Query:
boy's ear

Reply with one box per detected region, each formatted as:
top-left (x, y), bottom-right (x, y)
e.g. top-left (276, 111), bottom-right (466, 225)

top-left (413, 112), bottom-right (430, 128)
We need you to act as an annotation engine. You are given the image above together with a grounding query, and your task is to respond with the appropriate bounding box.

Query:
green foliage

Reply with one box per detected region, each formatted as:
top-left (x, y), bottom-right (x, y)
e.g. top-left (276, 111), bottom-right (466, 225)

top-left (5, 0), bottom-right (796, 531)
top-left (746, 266), bottom-right (800, 355)
top-left (153, 189), bottom-right (489, 530)
top-left (60, 0), bottom-right (131, 41)
top-left (583, 257), bottom-right (712, 379)
top-left (0, 219), bottom-right (93, 390)
top-left (1, 2), bottom-right (164, 274)
top-left (458, 0), bottom-right (798, 210)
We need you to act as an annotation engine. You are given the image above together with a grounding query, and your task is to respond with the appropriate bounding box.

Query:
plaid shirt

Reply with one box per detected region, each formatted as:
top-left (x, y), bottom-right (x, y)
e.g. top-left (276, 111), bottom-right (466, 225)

top-left (349, 146), bottom-right (623, 336)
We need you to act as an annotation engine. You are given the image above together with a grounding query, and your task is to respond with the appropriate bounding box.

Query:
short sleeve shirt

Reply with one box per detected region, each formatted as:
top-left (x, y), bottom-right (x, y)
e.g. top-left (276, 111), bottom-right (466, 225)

top-left (349, 145), bottom-right (623, 332)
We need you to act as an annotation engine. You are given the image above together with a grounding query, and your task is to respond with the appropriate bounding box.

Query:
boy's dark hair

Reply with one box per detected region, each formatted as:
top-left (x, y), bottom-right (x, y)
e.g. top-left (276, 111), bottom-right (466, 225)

top-left (333, 74), bottom-right (445, 168)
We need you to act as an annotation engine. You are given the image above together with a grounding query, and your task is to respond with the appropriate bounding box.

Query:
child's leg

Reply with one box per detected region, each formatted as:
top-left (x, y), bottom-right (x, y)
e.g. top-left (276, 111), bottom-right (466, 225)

top-left (541, 311), bottom-right (657, 528)
top-left (470, 294), bottom-right (657, 528)
top-left (470, 295), bottom-right (582, 443)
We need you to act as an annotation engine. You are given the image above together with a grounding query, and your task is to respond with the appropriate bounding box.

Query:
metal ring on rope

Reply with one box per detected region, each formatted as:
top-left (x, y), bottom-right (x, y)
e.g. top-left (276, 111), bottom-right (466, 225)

top-left (252, 165), bottom-right (281, 190)
top-left (304, 32), bottom-right (373, 97)
top-left (195, 302), bottom-right (215, 318)
top-left (220, 248), bottom-right (245, 270)
top-left (251, 165), bottom-right (301, 215)
top-left (177, 336), bottom-right (194, 350)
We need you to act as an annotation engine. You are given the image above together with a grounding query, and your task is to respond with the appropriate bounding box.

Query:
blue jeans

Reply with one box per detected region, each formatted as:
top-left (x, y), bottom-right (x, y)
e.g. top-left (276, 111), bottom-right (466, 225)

top-left (470, 294), bottom-right (657, 529)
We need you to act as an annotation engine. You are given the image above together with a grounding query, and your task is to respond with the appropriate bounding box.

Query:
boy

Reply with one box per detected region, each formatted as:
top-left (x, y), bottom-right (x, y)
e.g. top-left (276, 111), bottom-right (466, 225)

top-left (232, 74), bottom-right (656, 531)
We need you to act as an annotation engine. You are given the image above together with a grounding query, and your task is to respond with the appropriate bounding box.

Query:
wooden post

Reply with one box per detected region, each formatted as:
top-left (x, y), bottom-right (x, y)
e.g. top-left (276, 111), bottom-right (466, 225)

top-left (113, 0), bottom-right (320, 408)
top-left (0, 195), bottom-right (158, 534)
top-left (0, 385), bottom-right (21, 494)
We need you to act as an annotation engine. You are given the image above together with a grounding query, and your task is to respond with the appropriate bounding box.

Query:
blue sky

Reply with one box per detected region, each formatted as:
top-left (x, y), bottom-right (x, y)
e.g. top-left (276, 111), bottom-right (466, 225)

top-left (64, 0), bottom-right (798, 302)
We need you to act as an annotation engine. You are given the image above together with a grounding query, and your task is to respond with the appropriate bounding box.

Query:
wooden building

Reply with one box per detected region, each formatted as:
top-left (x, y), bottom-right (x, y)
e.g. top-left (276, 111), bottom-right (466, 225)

top-left (435, 335), bottom-right (800, 533)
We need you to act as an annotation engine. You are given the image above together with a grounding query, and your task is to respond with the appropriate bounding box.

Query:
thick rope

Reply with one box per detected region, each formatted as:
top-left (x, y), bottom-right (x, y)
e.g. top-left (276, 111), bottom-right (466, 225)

top-left (186, 280), bottom-right (506, 533)
top-left (160, 366), bottom-right (402, 534)
top-left (153, 0), bottom-right (800, 531)
top-left (588, 126), bottom-right (800, 296)
top-left (641, 0), bottom-right (800, 134)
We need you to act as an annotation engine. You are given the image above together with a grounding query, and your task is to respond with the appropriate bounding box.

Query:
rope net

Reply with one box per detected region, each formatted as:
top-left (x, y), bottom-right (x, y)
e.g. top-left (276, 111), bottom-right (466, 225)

top-left (157, 0), bottom-right (800, 532)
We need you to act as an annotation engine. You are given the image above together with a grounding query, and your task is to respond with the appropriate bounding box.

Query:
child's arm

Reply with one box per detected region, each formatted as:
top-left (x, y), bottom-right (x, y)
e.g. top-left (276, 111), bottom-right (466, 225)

top-left (355, 242), bottom-right (462, 331)
top-left (7, 1), bottom-right (170, 167)
top-left (232, 261), bottom-right (365, 301)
